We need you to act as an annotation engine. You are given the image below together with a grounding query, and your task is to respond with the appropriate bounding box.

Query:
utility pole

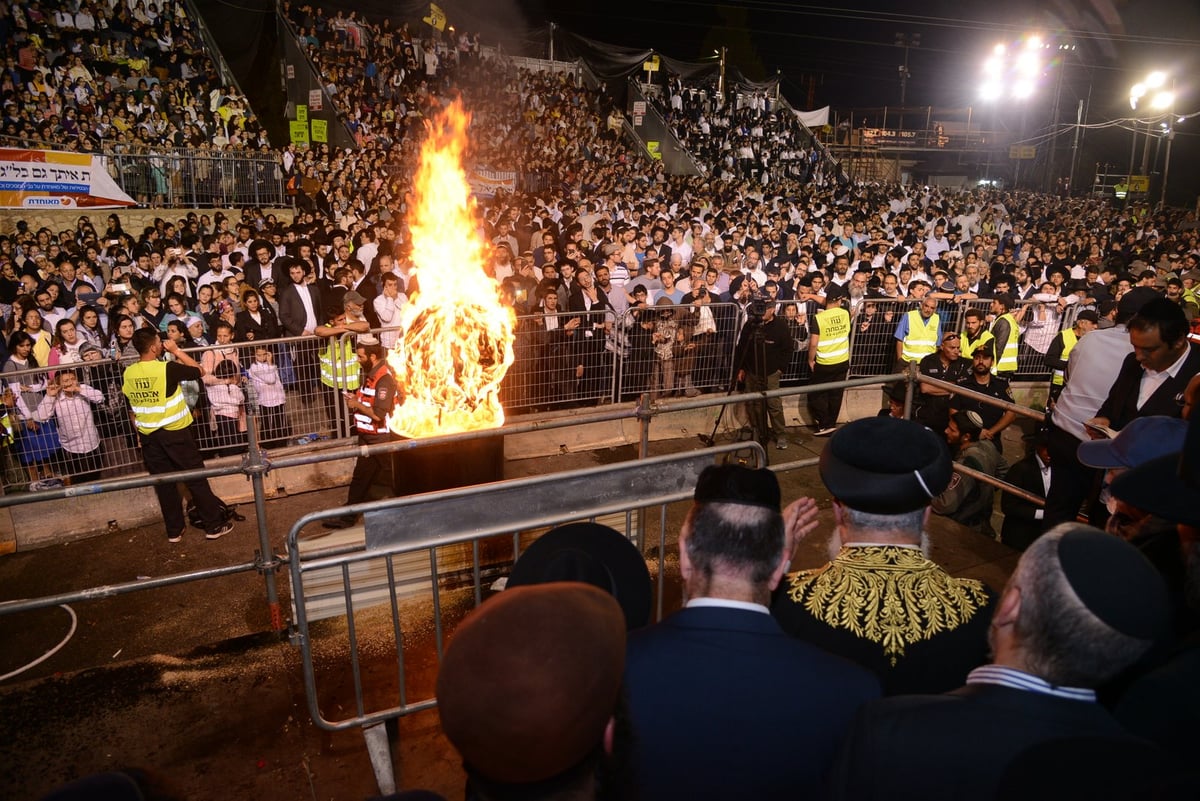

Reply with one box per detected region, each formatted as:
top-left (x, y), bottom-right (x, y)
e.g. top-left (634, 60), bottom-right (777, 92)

top-left (1068, 99), bottom-right (1083, 197)
top-left (895, 33), bottom-right (919, 130)
top-left (549, 22), bottom-right (555, 62)
top-left (718, 46), bottom-right (726, 98)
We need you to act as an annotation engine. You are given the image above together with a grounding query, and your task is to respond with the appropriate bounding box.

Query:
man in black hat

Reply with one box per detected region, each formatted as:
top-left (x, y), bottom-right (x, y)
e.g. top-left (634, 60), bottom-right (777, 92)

top-left (829, 524), bottom-right (1171, 801)
top-left (624, 465), bottom-right (880, 801)
top-left (771, 417), bottom-right (995, 695)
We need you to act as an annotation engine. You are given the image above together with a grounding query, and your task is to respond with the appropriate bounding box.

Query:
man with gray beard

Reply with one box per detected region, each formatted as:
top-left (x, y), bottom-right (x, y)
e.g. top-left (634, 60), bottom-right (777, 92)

top-left (771, 417), bottom-right (996, 694)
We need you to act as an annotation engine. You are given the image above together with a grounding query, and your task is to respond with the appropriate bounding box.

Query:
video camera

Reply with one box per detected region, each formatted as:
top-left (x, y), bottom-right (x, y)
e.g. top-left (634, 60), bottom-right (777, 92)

top-left (746, 291), bottom-right (769, 325)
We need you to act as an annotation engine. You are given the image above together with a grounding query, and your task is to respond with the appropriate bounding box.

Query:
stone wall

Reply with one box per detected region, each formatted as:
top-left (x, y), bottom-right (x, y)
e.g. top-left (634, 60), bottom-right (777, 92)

top-left (0, 208), bottom-right (296, 237)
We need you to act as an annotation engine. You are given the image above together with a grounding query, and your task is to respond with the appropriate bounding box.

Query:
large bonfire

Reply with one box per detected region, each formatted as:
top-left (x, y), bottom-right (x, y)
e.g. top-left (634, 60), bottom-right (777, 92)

top-left (386, 99), bottom-right (515, 438)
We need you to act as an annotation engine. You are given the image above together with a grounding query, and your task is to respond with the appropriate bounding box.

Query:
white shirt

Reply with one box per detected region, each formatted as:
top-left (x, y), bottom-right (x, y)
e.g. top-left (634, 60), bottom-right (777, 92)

top-left (373, 292), bottom-right (407, 349)
top-left (685, 597), bottom-right (769, 615)
top-left (1137, 344), bottom-right (1191, 409)
top-left (1053, 326), bottom-right (1133, 440)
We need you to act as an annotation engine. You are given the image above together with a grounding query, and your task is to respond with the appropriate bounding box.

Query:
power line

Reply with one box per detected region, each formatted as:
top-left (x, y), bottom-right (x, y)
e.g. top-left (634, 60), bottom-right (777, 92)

top-left (645, 0), bottom-right (1200, 48)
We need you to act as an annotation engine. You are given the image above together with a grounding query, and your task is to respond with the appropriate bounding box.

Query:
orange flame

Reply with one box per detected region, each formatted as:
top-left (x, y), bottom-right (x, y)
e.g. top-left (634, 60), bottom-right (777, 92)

top-left (386, 99), bottom-right (515, 438)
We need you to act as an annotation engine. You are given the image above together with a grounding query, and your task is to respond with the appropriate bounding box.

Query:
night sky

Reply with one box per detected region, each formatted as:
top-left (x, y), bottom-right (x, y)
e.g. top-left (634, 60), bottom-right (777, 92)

top-left (497, 0), bottom-right (1200, 203)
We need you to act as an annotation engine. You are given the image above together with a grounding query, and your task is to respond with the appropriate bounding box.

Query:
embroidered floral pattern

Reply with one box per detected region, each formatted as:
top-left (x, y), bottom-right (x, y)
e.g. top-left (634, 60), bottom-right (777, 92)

top-left (785, 546), bottom-right (990, 665)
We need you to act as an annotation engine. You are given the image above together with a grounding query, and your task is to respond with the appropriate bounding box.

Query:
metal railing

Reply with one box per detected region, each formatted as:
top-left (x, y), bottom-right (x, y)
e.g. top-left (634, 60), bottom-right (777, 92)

top-left (102, 149), bottom-right (286, 208)
top-left (846, 296), bottom-right (1086, 380)
top-left (0, 334), bottom-right (346, 493)
top-left (0, 363), bottom-right (1051, 793)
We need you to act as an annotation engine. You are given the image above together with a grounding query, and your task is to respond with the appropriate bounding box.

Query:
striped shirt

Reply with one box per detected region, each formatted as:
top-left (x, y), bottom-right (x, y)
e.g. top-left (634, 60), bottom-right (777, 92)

top-left (966, 665), bottom-right (1095, 702)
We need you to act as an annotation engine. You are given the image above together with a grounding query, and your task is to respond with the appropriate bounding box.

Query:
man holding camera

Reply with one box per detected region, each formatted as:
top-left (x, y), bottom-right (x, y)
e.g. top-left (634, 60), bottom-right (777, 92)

top-left (735, 293), bottom-right (793, 449)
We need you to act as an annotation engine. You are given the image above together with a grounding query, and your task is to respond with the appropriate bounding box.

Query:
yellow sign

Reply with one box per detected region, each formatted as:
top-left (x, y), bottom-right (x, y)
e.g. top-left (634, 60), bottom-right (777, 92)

top-left (643, 55), bottom-right (660, 73)
top-left (289, 121), bottom-right (310, 146)
top-left (311, 119), bottom-right (328, 143)
top-left (423, 2), bottom-right (446, 31)
top-left (1128, 175), bottom-right (1150, 192)
top-left (1008, 145), bottom-right (1036, 160)
top-left (296, 104), bottom-right (308, 123)
top-left (646, 141), bottom-right (662, 160)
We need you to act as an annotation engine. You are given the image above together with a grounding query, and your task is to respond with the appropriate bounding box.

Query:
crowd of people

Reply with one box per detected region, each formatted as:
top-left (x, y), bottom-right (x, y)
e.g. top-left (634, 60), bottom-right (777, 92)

top-left (0, 0), bottom-right (265, 157)
top-left (381, 414), bottom-right (1200, 800)
top-left (651, 75), bottom-right (825, 185)
top-left (5, 7), bottom-right (1200, 799)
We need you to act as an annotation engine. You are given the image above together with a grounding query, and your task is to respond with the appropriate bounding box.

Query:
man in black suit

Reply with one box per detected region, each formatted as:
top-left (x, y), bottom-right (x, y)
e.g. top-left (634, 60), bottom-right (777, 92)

top-left (278, 259), bottom-right (324, 393)
top-left (624, 465), bottom-right (881, 801)
top-left (1091, 298), bottom-right (1199, 433)
top-left (828, 524), bottom-right (1170, 801)
top-left (1000, 433), bottom-right (1052, 551)
top-left (772, 417), bottom-right (995, 695)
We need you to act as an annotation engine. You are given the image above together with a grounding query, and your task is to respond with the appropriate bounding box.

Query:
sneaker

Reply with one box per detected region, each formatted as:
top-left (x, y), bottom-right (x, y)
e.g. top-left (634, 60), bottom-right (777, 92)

top-left (814, 426), bottom-right (838, 437)
top-left (29, 478), bottom-right (64, 492)
top-left (683, 386), bottom-right (701, 398)
top-left (775, 438), bottom-right (789, 450)
top-left (167, 533), bottom-right (183, 544)
top-left (205, 521), bottom-right (234, 540)
top-left (321, 515), bottom-right (356, 530)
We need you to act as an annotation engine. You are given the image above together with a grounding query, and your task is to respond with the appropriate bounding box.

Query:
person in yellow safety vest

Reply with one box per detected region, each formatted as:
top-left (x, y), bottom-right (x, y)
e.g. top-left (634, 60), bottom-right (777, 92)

top-left (322, 335), bottom-right (402, 529)
top-left (961, 308), bottom-right (994, 360)
top-left (988, 293), bottom-right (1021, 377)
top-left (894, 296), bottom-right (943, 366)
top-left (121, 328), bottom-right (234, 543)
top-left (315, 291), bottom-right (370, 432)
top-left (1044, 309), bottom-right (1100, 403)
top-left (0, 389), bottom-right (15, 450)
top-left (807, 295), bottom-right (851, 436)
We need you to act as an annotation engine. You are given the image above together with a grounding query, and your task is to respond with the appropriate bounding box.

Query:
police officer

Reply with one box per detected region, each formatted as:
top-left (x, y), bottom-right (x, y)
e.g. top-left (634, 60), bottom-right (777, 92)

top-left (122, 328), bottom-right (232, 543)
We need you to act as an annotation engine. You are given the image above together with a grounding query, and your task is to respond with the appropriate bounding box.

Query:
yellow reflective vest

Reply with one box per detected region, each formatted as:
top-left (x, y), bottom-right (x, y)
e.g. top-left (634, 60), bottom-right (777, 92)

top-left (962, 329), bottom-right (994, 360)
top-left (992, 312), bottom-right (1020, 374)
top-left (122, 359), bottom-right (193, 435)
top-left (320, 338), bottom-right (362, 390)
top-left (1051, 329), bottom-right (1078, 386)
top-left (815, 307), bottom-right (851, 365)
top-left (900, 309), bottom-right (940, 363)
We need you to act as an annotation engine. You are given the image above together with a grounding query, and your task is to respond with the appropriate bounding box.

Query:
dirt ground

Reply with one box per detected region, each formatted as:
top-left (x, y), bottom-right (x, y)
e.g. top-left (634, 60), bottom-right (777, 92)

top-left (0, 433), bottom-right (1019, 801)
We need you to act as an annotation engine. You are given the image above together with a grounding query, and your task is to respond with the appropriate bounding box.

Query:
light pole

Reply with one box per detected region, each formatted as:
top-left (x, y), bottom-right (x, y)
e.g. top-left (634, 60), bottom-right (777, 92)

top-left (979, 36), bottom-right (1042, 188)
top-left (895, 32), bottom-right (919, 131)
top-left (1129, 71), bottom-right (1175, 206)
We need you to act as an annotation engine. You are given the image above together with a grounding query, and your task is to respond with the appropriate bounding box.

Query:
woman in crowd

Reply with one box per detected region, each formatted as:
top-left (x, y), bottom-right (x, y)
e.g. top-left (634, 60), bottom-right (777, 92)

top-left (47, 318), bottom-right (86, 369)
top-left (233, 287), bottom-right (280, 343)
top-left (77, 305), bottom-right (108, 348)
top-left (3, 331), bottom-right (61, 488)
top-left (107, 314), bottom-right (139, 361)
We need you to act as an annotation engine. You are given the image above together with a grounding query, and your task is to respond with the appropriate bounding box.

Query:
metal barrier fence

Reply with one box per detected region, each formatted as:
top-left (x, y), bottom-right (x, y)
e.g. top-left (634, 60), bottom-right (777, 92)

top-left (102, 150), bottom-right (286, 208)
top-left (1, 293), bottom-right (1075, 493)
top-left (0, 334), bottom-right (348, 493)
top-left (0, 366), bottom-right (1053, 794)
top-left (503, 300), bottom-right (814, 412)
top-left (847, 296), bottom-right (1083, 380)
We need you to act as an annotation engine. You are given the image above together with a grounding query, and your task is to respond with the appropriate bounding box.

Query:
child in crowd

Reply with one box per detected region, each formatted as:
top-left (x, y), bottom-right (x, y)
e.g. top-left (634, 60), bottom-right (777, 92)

top-left (35, 369), bottom-right (105, 484)
top-left (650, 298), bottom-right (678, 401)
top-left (248, 346), bottom-right (291, 447)
top-left (206, 359), bottom-right (246, 457)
